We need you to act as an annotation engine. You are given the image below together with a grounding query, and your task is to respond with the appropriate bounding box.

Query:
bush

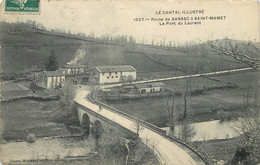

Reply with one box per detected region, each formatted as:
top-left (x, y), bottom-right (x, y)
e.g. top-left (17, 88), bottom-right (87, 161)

top-left (26, 133), bottom-right (36, 143)
top-left (217, 110), bottom-right (232, 122)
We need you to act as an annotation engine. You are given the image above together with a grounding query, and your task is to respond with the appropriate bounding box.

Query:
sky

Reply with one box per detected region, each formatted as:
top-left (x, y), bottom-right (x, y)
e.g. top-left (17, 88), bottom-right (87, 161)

top-left (0, 0), bottom-right (259, 44)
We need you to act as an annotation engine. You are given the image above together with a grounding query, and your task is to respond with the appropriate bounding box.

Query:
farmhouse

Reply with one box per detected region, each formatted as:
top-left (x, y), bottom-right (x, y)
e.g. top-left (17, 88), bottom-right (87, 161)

top-left (34, 70), bottom-right (65, 89)
top-left (61, 64), bottom-right (86, 75)
top-left (122, 82), bottom-right (165, 94)
top-left (93, 65), bottom-right (137, 84)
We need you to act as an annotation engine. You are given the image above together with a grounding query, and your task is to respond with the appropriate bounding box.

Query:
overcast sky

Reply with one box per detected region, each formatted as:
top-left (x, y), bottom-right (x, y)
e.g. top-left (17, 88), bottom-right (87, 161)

top-left (0, 0), bottom-right (259, 44)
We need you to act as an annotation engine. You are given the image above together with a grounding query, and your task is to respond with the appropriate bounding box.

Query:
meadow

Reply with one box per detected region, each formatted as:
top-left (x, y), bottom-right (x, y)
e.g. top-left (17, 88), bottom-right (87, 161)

top-left (1, 99), bottom-right (71, 141)
top-left (1, 22), bottom-right (246, 77)
top-left (106, 71), bottom-right (259, 127)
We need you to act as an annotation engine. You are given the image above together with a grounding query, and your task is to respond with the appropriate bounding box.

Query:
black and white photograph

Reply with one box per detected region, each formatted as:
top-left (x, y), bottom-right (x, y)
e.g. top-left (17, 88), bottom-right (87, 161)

top-left (0, 0), bottom-right (259, 164)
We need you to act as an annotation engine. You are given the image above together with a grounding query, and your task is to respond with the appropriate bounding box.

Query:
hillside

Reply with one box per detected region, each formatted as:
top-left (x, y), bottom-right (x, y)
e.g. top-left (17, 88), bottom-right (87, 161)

top-left (0, 22), bottom-right (247, 77)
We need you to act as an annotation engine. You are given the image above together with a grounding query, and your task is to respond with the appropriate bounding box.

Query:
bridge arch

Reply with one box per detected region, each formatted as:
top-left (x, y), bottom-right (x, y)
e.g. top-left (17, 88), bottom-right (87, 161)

top-left (82, 113), bottom-right (90, 136)
top-left (93, 120), bottom-right (103, 130)
top-left (92, 120), bottom-right (104, 137)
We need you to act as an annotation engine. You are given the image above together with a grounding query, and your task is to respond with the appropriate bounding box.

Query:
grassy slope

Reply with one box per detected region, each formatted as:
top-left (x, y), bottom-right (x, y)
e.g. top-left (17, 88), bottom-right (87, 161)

top-left (1, 22), bottom-right (245, 75)
top-left (1, 99), bottom-right (71, 140)
top-left (192, 137), bottom-right (241, 162)
top-left (1, 23), bottom-right (257, 126)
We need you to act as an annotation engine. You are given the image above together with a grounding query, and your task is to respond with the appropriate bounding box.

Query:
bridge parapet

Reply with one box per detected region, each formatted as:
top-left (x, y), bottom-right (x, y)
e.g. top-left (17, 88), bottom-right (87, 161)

top-left (92, 99), bottom-right (166, 135)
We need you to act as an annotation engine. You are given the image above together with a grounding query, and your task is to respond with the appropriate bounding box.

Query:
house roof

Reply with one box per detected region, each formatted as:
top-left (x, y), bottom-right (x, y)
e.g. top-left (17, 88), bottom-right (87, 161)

top-left (45, 70), bottom-right (65, 77)
top-left (134, 82), bottom-right (165, 89)
top-left (95, 65), bottom-right (136, 73)
top-left (64, 64), bottom-right (86, 69)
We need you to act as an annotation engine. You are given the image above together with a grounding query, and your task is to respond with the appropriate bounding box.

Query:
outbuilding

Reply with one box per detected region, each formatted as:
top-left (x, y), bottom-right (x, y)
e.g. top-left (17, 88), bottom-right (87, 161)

top-left (134, 82), bottom-right (165, 94)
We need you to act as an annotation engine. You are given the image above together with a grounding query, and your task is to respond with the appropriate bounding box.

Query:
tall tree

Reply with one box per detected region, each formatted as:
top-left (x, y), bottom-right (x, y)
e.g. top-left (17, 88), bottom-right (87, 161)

top-left (44, 50), bottom-right (59, 71)
top-left (183, 79), bottom-right (191, 119)
top-left (234, 87), bottom-right (260, 165)
top-left (205, 38), bottom-right (260, 70)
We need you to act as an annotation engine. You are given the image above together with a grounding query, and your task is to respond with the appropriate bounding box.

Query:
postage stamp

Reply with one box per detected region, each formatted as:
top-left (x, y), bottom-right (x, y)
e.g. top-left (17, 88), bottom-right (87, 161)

top-left (5, 0), bottom-right (40, 12)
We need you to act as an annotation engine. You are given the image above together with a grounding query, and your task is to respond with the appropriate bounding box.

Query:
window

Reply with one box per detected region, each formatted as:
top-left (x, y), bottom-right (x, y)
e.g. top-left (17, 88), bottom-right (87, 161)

top-left (51, 77), bottom-right (54, 83)
top-left (112, 76), bottom-right (114, 78)
top-left (116, 76), bottom-right (118, 78)
top-left (102, 73), bottom-right (105, 75)
top-left (115, 72), bottom-right (117, 74)
top-left (107, 77), bottom-right (109, 79)
top-left (109, 72), bottom-right (111, 76)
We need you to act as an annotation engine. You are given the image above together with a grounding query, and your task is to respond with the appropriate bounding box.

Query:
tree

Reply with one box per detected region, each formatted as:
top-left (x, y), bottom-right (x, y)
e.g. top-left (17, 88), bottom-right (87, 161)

top-left (233, 86), bottom-right (260, 164)
top-left (183, 79), bottom-right (191, 119)
top-left (164, 94), bottom-right (177, 135)
top-left (134, 117), bottom-right (144, 138)
top-left (178, 121), bottom-right (196, 143)
top-left (44, 50), bottom-right (59, 71)
top-left (91, 120), bottom-right (104, 148)
top-left (205, 38), bottom-right (260, 70)
top-left (53, 83), bottom-right (77, 123)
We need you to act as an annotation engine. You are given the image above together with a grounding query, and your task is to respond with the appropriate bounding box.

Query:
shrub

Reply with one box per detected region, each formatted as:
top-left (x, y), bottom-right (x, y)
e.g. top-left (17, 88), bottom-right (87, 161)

top-left (217, 110), bottom-right (232, 122)
top-left (26, 133), bottom-right (36, 143)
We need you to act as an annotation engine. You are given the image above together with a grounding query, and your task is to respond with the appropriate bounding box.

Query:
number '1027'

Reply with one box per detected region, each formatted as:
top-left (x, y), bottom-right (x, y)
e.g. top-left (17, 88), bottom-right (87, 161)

top-left (133, 18), bottom-right (144, 21)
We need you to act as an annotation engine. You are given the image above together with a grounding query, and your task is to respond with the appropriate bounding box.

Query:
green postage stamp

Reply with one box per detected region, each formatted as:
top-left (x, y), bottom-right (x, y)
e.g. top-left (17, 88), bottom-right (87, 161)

top-left (5, 0), bottom-right (40, 12)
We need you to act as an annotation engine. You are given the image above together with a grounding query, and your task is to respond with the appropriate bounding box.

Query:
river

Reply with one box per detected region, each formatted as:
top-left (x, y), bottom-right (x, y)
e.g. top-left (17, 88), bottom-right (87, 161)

top-left (162, 119), bottom-right (242, 142)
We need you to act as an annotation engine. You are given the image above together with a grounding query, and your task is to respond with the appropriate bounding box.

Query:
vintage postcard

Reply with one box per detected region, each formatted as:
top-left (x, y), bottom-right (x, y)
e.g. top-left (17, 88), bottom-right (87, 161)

top-left (0, 0), bottom-right (259, 164)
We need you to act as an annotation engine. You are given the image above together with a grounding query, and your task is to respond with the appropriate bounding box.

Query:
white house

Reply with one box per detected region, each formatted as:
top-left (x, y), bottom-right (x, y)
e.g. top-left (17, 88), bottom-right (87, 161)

top-left (93, 65), bottom-right (137, 84)
top-left (34, 70), bottom-right (65, 89)
top-left (61, 64), bottom-right (86, 75)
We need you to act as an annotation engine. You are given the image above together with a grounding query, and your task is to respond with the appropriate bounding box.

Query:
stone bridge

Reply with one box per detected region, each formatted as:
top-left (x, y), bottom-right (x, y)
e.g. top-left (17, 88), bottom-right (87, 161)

top-left (76, 102), bottom-right (137, 138)
top-left (74, 87), bottom-right (207, 165)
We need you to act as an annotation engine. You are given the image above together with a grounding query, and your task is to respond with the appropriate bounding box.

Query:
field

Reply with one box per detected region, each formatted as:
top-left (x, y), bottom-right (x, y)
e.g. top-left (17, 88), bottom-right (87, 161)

top-left (106, 71), bottom-right (259, 127)
top-left (1, 22), bottom-right (246, 77)
top-left (1, 99), bottom-right (71, 141)
top-left (193, 137), bottom-right (241, 163)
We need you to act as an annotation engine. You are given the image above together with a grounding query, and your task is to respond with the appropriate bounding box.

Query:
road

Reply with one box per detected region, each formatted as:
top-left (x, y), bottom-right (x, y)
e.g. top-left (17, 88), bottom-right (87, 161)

top-left (74, 85), bottom-right (205, 165)
top-left (101, 67), bottom-right (252, 89)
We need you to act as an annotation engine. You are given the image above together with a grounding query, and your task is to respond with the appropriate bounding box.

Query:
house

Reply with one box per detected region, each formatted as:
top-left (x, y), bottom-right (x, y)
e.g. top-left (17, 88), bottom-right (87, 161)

top-left (122, 82), bottom-right (165, 94)
top-left (134, 82), bottom-right (165, 94)
top-left (34, 70), bottom-right (65, 89)
top-left (93, 65), bottom-right (137, 84)
top-left (61, 64), bottom-right (86, 75)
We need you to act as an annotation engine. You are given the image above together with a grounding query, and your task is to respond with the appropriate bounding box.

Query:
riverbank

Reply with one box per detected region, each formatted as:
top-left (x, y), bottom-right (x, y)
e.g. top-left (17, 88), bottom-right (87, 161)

top-left (0, 137), bottom-right (93, 163)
